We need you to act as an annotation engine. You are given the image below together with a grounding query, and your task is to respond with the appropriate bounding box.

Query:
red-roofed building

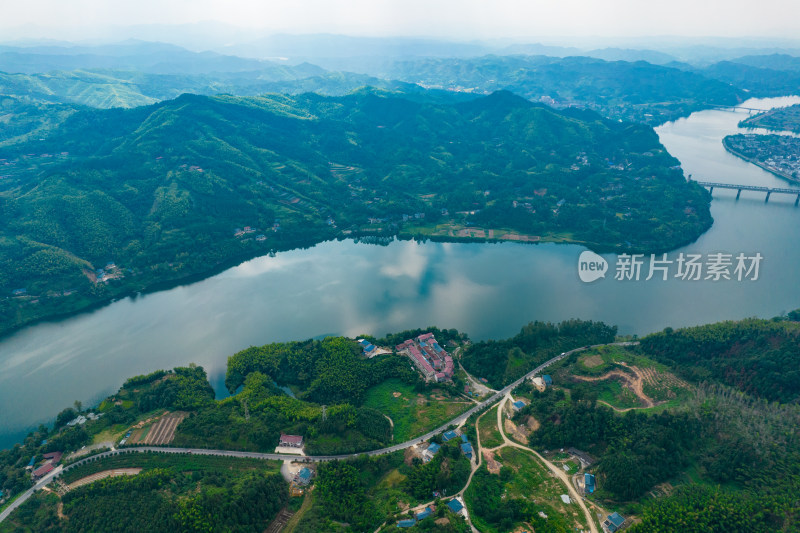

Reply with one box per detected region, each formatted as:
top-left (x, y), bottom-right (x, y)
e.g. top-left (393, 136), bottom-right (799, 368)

top-left (279, 434), bottom-right (304, 447)
top-left (32, 463), bottom-right (54, 479)
top-left (42, 451), bottom-right (62, 464)
top-left (408, 347), bottom-right (435, 379)
top-left (399, 333), bottom-right (457, 382)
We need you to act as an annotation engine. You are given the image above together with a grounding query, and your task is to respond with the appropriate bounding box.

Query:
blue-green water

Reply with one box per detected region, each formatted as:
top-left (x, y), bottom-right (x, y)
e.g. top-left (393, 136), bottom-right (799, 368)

top-left (1, 96), bottom-right (799, 448)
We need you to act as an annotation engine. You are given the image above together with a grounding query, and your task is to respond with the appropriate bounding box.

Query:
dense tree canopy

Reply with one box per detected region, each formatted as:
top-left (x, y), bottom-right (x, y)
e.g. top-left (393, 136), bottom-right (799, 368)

top-left (640, 319), bottom-right (800, 402)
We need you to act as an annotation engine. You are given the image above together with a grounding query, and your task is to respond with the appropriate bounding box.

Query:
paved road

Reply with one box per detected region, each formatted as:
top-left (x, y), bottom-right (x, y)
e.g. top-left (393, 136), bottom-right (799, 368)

top-left (0, 465), bottom-right (62, 523)
top-left (0, 341), bottom-right (635, 525)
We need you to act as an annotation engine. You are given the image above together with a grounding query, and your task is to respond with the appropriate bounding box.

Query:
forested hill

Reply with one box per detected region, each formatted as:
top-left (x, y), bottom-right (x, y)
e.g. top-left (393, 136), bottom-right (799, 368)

top-left (371, 55), bottom-right (744, 125)
top-left (641, 317), bottom-right (800, 403)
top-left (0, 89), bottom-right (710, 334)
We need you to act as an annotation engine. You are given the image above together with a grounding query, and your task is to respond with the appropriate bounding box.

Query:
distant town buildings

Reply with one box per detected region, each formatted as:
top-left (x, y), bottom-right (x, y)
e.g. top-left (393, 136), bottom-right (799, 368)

top-left (395, 332), bottom-right (454, 382)
top-left (726, 134), bottom-right (800, 181)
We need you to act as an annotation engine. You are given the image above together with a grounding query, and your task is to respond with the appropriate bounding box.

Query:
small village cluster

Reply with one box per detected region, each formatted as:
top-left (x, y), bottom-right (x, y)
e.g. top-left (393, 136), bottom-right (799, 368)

top-left (395, 332), bottom-right (455, 382)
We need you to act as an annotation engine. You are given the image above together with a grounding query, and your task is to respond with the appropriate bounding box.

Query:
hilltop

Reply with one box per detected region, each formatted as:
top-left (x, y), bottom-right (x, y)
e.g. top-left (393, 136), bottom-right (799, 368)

top-left (0, 89), bottom-right (711, 334)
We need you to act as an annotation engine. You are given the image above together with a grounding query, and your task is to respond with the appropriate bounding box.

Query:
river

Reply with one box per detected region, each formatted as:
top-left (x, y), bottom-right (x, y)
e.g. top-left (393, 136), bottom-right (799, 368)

top-left (1, 95), bottom-right (799, 448)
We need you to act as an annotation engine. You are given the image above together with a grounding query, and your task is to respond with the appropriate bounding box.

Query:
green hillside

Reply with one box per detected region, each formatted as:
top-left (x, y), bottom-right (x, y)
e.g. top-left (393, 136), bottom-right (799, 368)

top-left (0, 90), bottom-right (711, 334)
top-left (3, 315), bottom-right (800, 532)
top-left (375, 55), bottom-right (744, 124)
top-left (0, 68), bottom-right (426, 111)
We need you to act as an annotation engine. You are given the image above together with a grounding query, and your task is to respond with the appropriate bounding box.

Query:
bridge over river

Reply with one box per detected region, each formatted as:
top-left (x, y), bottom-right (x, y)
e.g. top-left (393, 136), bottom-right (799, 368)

top-left (710, 105), bottom-right (764, 113)
top-left (693, 180), bottom-right (800, 204)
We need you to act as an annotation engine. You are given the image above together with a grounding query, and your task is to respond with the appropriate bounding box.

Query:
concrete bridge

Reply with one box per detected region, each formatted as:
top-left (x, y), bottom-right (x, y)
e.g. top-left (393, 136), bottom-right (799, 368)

top-left (693, 180), bottom-right (800, 204)
top-left (710, 105), bottom-right (764, 113)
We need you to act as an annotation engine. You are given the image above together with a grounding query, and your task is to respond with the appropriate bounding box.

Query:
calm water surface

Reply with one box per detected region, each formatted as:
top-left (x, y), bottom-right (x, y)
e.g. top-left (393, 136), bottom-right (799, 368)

top-left (1, 96), bottom-right (799, 447)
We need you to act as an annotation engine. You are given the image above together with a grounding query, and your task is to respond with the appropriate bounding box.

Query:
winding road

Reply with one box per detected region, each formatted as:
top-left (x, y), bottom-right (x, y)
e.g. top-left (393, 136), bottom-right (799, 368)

top-left (0, 341), bottom-right (636, 525)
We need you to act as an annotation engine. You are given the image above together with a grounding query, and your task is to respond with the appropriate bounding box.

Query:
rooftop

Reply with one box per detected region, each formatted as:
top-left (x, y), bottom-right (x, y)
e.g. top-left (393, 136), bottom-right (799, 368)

top-left (33, 463), bottom-right (54, 477)
top-left (607, 512), bottom-right (625, 527)
top-left (585, 472), bottom-right (596, 493)
top-left (447, 499), bottom-right (464, 513)
top-left (416, 507), bottom-right (433, 520)
top-left (280, 434), bottom-right (303, 444)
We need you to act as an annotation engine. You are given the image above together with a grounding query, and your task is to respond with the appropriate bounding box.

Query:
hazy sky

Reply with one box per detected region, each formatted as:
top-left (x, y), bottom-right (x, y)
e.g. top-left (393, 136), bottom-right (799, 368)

top-left (2, 0), bottom-right (798, 41)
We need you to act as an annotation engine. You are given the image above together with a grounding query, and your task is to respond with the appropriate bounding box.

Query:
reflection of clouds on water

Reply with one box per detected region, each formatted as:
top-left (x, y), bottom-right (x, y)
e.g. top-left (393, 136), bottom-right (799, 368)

top-left (224, 254), bottom-right (300, 278)
top-left (379, 240), bottom-right (429, 280)
top-left (429, 272), bottom-right (494, 327)
top-left (4, 97), bottom-right (800, 446)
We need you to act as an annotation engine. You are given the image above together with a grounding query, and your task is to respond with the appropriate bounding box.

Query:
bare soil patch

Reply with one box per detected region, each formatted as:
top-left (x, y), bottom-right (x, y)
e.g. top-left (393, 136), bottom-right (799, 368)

top-left (505, 419), bottom-right (529, 445)
top-left (581, 354), bottom-right (604, 368)
top-left (483, 449), bottom-right (503, 474)
top-left (68, 468), bottom-right (142, 490)
top-left (404, 446), bottom-right (423, 466)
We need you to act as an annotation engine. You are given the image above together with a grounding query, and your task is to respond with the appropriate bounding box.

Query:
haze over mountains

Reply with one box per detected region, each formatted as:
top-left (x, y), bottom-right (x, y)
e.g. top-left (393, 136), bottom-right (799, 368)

top-left (3, 35), bottom-right (799, 128)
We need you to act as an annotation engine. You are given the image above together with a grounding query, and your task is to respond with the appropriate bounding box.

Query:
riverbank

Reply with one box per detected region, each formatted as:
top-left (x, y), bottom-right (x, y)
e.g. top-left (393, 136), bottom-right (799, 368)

top-left (0, 214), bottom-right (713, 340)
top-left (722, 136), bottom-right (800, 185)
top-left (2, 94), bottom-right (800, 454)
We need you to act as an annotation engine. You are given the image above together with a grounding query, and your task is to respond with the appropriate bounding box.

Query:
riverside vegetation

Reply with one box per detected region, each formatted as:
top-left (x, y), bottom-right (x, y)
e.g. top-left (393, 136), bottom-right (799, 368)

top-left (0, 89), bottom-right (712, 336)
top-left (2, 314), bottom-right (800, 531)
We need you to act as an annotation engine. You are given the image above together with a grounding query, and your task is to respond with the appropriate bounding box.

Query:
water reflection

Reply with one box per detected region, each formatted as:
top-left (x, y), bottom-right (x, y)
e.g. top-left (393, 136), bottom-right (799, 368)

top-left (1, 96), bottom-right (799, 447)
